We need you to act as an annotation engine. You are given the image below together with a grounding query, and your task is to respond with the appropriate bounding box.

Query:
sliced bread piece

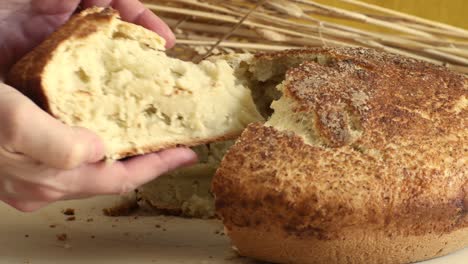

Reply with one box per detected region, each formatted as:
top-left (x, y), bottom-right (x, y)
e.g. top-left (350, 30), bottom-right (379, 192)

top-left (7, 7), bottom-right (263, 159)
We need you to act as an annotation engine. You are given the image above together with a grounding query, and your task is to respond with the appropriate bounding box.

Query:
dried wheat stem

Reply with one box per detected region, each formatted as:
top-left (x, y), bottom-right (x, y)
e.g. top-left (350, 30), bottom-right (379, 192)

top-left (220, 2), bottom-right (388, 48)
top-left (200, 0), bottom-right (267, 61)
top-left (163, 17), bottom-right (260, 39)
top-left (395, 21), bottom-right (468, 40)
top-left (143, 0), bottom-right (468, 74)
top-left (338, 0), bottom-right (468, 37)
top-left (176, 38), bottom-right (468, 74)
top-left (146, 3), bottom-right (237, 23)
top-left (296, 0), bottom-right (435, 38)
top-left (433, 47), bottom-right (468, 58)
top-left (255, 28), bottom-right (290, 42)
top-left (302, 16), bottom-right (468, 59)
top-left (146, 3), bottom-right (354, 47)
top-left (357, 39), bottom-right (440, 63)
top-left (264, 0), bottom-right (304, 18)
top-left (224, 2), bottom-right (467, 61)
top-left (403, 35), bottom-right (468, 48)
top-left (421, 49), bottom-right (468, 65)
top-left (294, 17), bottom-right (468, 62)
top-left (356, 13), bottom-right (468, 39)
top-left (163, 17), bottom-right (336, 47)
top-left (169, 0), bottom-right (240, 16)
top-left (357, 40), bottom-right (468, 73)
top-left (226, 4), bottom-right (364, 41)
top-left (176, 39), bottom-right (300, 50)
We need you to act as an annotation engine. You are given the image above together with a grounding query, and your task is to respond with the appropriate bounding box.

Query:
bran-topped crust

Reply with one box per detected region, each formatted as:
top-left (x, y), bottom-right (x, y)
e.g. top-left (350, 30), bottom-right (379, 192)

top-left (212, 47), bottom-right (467, 263)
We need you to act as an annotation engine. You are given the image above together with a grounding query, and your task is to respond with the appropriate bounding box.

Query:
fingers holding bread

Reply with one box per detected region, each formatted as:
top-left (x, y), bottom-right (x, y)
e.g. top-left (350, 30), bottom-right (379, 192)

top-left (81, 0), bottom-right (175, 47)
top-left (0, 81), bottom-right (195, 211)
top-left (0, 83), bottom-right (104, 169)
top-left (67, 149), bottom-right (197, 196)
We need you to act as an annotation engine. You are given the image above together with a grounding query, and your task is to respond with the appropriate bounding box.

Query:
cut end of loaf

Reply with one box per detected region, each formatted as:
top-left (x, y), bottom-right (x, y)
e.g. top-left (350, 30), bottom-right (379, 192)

top-left (33, 7), bottom-right (263, 159)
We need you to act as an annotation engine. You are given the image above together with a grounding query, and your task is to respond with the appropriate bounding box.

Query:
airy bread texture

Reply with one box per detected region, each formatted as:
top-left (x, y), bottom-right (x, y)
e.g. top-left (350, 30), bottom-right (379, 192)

top-left (7, 7), bottom-right (263, 159)
top-left (212, 48), bottom-right (468, 264)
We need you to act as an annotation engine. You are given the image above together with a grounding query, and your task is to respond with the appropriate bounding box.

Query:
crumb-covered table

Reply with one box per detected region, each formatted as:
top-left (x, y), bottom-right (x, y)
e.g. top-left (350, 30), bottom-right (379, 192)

top-left (0, 196), bottom-right (465, 264)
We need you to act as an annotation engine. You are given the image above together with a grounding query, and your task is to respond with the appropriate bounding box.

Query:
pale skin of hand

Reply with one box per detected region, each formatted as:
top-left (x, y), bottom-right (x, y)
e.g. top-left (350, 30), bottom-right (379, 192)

top-left (0, 0), bottom-right (197, 212)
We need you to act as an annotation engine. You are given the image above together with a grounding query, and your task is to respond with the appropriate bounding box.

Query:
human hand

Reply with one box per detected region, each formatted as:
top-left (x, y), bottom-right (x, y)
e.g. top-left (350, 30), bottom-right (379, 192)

top-left (0, 0), bottom-right (196, 212)
top-left (0, 0), bottom-right (176, 73)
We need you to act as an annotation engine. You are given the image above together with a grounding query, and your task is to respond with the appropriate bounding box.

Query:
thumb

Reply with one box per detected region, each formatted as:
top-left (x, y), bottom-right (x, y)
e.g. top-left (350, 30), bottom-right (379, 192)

top-left (0, 84), bottom-right (105, 169)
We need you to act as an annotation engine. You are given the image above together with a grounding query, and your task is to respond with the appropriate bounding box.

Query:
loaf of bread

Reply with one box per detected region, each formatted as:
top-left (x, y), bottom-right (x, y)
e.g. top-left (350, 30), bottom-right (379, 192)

top-left (7, 7), bottom-right (263, 159)
top-left (212, 48), bottom-right (467, 264)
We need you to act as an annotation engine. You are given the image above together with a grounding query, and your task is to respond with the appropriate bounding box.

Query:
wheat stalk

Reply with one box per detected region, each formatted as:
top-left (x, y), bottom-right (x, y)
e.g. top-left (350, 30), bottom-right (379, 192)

top-left (176, 39), bottom-right (299, 50)
top-left (295, 0), bottom-right (435, 38)
top-left (337, 0), bottom-right (468, 37)
top-left (197, 0), bottom-right (267, 61)
top-left (147, 3), bottom-right (354, 46)
top-left (144, 0), bottom-right (468, 74)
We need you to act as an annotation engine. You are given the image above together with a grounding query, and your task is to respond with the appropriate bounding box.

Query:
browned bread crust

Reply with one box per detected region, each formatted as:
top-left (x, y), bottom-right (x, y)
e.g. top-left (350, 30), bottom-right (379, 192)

top-left (228, 227), bottom-right (467, 264)
top-left (114, 132), bottom-right (238, 160)
top-left (212, 47), bottom-right (467, 263)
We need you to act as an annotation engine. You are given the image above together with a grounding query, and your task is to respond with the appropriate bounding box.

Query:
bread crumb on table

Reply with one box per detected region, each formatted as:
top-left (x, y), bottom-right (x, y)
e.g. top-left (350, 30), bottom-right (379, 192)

top-left (61, 208), bottom-right (75, 216)
top-left (56, 233), bottom-right (68, 241)
top-left (102, 197), bottom-right (139, 216)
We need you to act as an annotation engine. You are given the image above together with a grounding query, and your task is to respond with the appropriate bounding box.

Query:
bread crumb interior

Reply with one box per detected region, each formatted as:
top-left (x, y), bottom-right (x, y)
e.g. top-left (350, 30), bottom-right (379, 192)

top-left (45, 22), bottom-right (263, 158)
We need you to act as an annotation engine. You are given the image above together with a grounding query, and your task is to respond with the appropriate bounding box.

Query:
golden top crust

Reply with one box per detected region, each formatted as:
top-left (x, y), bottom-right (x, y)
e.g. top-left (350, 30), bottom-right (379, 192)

top-left (258, 47), bottom-right (467, 147)
top-left (212, 47), bottom-right (467, 240)
top-left (6, 7), bottom-right (120, 113)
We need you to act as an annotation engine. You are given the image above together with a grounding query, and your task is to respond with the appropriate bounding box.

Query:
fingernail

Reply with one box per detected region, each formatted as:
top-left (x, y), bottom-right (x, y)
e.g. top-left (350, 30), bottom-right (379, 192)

top-left (157, 25), bottom-right (175, 49)
top-left (150, 13), bottom-right (176, 48)
top-left (164, 29), bottom-right (176, 48)
top-left (90, 138), bottom-right (105, 162)
top-left (80, 130), bottom-right (105, 163)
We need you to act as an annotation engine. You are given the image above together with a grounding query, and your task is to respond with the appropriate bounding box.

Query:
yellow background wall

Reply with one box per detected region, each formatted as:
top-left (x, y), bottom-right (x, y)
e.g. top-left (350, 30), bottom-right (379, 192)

top-left (314, 0), bottom-right (467, 29)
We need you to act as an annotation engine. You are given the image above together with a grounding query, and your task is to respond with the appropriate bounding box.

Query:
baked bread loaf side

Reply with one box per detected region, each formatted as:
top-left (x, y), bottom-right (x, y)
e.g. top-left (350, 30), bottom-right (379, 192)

top-left (7, 7), bottom-right (263, 159)
top-left (212, 47), bottom-right (468, 264)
